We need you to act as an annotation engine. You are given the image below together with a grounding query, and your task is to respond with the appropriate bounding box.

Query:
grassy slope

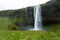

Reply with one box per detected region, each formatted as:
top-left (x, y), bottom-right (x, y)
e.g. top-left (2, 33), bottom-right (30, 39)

top-left (46, 24), bottom-right (60, 32)
top-left (0, 17), bottom-right (60, 40)
top-left (0, 30), bottom-right (60, 40)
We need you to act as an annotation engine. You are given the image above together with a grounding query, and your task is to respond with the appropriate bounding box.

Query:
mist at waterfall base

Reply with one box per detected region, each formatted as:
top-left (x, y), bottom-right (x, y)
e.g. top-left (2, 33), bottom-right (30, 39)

top-left (29, 5), bottom-right (42, 30)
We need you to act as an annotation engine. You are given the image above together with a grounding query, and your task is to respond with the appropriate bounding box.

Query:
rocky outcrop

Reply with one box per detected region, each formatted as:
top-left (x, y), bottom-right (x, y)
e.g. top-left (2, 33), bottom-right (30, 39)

top-left (42, 0), bottom-right (60, 25)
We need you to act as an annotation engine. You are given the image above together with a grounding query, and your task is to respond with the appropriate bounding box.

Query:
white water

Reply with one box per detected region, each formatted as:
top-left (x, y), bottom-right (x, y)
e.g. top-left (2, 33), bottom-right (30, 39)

top-left (29, 5), bottom-right (42, 30)
top-left (34, 5), bottom-right (42, 30)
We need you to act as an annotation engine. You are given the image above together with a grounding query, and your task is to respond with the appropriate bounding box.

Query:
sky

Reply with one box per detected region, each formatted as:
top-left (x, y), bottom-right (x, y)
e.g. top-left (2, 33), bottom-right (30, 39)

top-left (0, 0), bottom-right (50, 10)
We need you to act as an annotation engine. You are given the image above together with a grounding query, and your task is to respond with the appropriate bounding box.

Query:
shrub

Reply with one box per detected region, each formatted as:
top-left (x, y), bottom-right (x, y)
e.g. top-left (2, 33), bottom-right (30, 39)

top-left (8, 24), bottom-right (19, 30)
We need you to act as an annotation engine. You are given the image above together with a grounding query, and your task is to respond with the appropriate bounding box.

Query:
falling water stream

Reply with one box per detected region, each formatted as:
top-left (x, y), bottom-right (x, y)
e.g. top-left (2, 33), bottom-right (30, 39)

top-left (34, 5), bottom-right (42, 30)
top-left (29, 5), bottom-right (42, 30)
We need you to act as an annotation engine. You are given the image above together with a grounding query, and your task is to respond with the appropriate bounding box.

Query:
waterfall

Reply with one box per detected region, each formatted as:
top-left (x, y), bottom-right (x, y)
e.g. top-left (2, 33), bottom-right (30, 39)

top-left (29, 4), bottom-right (42, 30)
top-left (34, 5), bottom-right (42, 30)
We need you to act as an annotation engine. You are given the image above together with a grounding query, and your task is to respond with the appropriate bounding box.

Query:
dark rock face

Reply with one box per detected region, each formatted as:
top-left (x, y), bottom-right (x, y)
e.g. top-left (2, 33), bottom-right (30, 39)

top-left (42, 1), bottom-right (60, 25)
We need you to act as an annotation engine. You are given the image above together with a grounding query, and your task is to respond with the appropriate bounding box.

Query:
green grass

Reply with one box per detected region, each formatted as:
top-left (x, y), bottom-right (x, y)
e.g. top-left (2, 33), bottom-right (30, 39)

top-left (0, 30), bottom-right (60, 40)
top-left (0, 24), bottom-right (60, 40)
top-left (46, 24), bottom-right (60, 32)
top-left (0, 17), bottom-right (19, 30)
top-left (0, 17), bottom-right (60, 40)
top-left (0, 17), bottom-right (9, 30)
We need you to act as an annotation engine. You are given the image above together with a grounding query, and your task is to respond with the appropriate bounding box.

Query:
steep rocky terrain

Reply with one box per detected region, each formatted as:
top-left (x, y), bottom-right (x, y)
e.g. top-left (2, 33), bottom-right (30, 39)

top-left (0, 0), bottom-right (60, 28)
top-left (42, 0), bottom-right (60, 25)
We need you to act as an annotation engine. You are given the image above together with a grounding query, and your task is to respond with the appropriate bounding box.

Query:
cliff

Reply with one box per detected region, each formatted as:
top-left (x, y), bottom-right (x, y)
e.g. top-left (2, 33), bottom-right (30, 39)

top-left (0, 0), bottom-right (60, 28)
top-left (42, 0), bottom-right (60, 25)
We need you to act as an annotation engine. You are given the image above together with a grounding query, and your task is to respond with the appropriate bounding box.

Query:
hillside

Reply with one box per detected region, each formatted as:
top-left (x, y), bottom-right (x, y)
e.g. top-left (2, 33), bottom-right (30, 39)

top-left (0, 0), bottom-right (60, 40)
top-left (0, 0), bottom-right (60, 30)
